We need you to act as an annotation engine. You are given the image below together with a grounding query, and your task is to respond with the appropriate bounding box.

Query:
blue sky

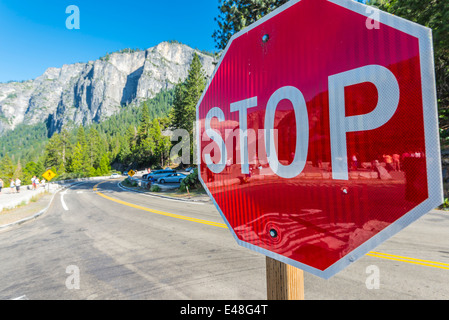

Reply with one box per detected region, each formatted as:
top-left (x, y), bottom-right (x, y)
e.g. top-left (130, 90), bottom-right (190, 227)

top-left (0, 0), bottom-right (219, 82)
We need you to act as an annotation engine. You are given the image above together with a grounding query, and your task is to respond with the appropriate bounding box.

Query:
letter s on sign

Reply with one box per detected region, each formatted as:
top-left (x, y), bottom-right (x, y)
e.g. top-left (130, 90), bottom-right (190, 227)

top-left (204, 107), bottom-right (227, 173)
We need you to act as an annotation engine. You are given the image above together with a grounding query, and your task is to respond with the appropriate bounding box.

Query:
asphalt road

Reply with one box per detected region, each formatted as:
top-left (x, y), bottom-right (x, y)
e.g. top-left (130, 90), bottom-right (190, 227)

top-left (0, 178), bottom-right (448, 300)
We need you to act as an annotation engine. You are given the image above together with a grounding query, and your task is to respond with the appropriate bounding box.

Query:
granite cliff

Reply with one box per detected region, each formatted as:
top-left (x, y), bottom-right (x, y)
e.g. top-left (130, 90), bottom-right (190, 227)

top-left (0, 42), bottom-right (216, 135)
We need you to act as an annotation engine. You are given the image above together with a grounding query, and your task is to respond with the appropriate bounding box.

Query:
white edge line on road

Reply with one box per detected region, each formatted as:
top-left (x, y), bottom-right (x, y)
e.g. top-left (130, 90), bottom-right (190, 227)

top-left (116, 182), bottom-right (205, 205)
top-left (60, 181), bottom-right (93, 211)
top-left (60, 191), bottom-right (69, 211)
top-left (0, 181), bottom-right (97, 231)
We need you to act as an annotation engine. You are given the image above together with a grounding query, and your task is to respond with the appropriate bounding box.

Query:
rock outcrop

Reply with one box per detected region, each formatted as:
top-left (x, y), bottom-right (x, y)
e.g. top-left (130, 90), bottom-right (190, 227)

top-left (0, 42), bottom-right (216, 135)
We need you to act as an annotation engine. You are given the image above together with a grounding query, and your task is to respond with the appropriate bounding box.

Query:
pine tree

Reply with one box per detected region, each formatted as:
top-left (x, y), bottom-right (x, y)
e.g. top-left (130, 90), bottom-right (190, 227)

top-left (98, 153), bottom-right (111, 175)
top-left (69, 142), bottom-right (84, 174)
top-left (76, 126), bottom-right (89, 174)
top-left (118, 125), bottom-right (136, 166)
top-left (88, 166), bottom-right (97, 177)
top-left (184, 53), bottom-right (206, 134)
top-left (137, 101), bottom-right (151, 144)
top-left (44, 133), bottom-right (64, 171)
top-left (150, 118), bottom-right (171, 167)
top-left (13, 160), bottom-right (22, 181)
top-left (170, 53), bottom-right (206, 163)
top-left (138, 136), bottom-right (155, 167)
top-left (23, 161), bottom-right (39, 183)
top-left (170, 53), bottom-right (206, 134)
top-left (59, 128), bottom-right (71, 171)
top-left (77, 126), bottom-right (87, 147)
top-left (86, 128), bottom-right (102, 168)
top-left (170, 81), bottom-right (187, 131)
top-left (212, 0), bottom-right (289, 50)
top-left (0, 153), bottom-right (15, 181)
top-left (118, 135), bottom-right (131, 165)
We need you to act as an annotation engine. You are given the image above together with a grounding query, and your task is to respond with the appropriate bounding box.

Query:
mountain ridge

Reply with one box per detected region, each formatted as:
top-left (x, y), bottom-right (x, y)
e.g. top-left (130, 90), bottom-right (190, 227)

top-left (0, 41), bottom-right (216, 136)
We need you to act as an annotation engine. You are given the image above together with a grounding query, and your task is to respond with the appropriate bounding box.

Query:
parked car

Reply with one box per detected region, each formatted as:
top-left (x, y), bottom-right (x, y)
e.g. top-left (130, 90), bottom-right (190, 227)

top-left (145, 169), bottom-right (176, 181)
top-left (110, 173), bottom-right (120, 179)
top-left (157, 173), bottom-right (187, 184)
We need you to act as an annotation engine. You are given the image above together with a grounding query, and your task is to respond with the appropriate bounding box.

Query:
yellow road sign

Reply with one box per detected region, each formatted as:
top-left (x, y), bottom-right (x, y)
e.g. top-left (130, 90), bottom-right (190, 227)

top-left (128, 170), bottom-right (136, 177)
top-left (42, 169), bottom-right (56, 181)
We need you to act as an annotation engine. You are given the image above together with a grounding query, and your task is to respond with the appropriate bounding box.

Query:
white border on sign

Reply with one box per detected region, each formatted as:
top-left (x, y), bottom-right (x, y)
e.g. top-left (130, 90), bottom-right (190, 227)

top-left (196, 0), bottom-right (443, 279)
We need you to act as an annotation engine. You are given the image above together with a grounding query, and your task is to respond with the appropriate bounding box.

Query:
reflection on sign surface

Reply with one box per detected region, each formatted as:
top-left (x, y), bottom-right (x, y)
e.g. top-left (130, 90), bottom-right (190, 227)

top-left (197, 0), bottom-right (441, 277)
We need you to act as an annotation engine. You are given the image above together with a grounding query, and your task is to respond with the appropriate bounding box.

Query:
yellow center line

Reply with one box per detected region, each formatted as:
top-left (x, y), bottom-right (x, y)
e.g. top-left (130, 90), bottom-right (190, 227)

top-left (366, 253), bottom-right (449, 270)
top-left (93, 182), bottom-right (448, 270)
top-left (366, 251), bottom-right (449, 269)
top-left (93, 182), bottom-right (227, 229)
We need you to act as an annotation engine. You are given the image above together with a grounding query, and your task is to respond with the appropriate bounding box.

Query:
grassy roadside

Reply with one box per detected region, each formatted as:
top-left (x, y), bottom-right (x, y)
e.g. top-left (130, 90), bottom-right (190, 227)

top-left (0, 191), bottom-right (53, 227)
top-left (0, 191), bottom-right (48, 213)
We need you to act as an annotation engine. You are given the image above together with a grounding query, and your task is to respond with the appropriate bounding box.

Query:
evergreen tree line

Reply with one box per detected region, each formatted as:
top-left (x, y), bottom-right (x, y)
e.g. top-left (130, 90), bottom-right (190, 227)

top-left (0, 53), bottom-right (207, 185)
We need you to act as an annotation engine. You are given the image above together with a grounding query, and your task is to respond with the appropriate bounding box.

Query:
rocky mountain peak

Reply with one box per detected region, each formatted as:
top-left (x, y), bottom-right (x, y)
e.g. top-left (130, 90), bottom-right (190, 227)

top-left (0, 41), bottom-right (216, 136)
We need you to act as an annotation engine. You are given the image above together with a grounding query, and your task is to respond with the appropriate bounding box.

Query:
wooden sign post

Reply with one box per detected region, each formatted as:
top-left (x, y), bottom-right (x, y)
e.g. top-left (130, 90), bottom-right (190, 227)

top-left (266, 257), bottom-right (304, 300)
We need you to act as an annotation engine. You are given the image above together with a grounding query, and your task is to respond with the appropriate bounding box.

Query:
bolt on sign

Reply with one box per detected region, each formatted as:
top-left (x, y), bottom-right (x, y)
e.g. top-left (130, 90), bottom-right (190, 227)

top-left (196, 0), bottom-right (443, 278)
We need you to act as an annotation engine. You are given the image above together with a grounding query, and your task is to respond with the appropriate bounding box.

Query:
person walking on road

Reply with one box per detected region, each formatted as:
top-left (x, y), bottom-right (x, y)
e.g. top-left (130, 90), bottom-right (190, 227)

top-left (10, 179), bottom-right (15, 194)
top-left (15, 178), bottom-right (21, 193)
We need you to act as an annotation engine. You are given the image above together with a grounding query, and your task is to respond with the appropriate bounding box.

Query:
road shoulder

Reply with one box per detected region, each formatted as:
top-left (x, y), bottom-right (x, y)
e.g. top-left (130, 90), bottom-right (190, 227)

top-left (0, 192), bottom-right (56, 231)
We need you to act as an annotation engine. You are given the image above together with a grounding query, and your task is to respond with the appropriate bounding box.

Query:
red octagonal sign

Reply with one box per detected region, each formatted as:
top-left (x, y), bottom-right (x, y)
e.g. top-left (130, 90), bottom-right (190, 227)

top-left (196, 0), bottom-right (443, 278)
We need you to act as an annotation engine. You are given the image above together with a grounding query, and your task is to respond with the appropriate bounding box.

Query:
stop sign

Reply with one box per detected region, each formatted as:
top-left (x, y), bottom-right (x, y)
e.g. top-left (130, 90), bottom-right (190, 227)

top-left (196, 0), bottom-right (443, 278)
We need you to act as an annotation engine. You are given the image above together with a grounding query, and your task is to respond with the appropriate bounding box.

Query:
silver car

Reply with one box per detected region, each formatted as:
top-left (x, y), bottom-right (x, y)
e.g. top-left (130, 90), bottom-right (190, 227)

top-left (157, 173), bottom-right (187, 184)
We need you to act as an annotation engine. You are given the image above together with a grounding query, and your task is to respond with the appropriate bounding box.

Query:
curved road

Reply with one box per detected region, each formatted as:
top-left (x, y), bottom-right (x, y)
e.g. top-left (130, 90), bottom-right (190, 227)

top-left (0, 179), bottom-right (265, 300)
top-left (0, 178), bottom-right (448, 300)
